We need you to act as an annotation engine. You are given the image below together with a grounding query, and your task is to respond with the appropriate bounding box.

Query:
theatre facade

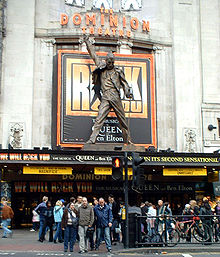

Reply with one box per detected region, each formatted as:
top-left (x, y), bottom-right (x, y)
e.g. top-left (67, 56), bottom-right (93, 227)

top-left (0, 0), bottom-right (219, 227)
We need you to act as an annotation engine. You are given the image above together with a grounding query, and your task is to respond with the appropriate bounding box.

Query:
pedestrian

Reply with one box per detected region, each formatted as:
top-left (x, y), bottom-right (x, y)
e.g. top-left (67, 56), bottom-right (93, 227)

top-left (53, 200), bottom-right (64, 243)
top-left (108, 194), bottom-right (120, 243)
top-left (74, 195), bottom-right (82, 241)
top-left (189, 200), bottom-right (200, 216)
top-left (39, 201), bottom-right (54, 242)
top-left (128, 201), bottom-right (142, 215)
top-left (88, 198), bottom-right (98, 251)
top-left (175, 203), bottom-right (183, 219)
top-left (30, 209), bottom-right (40, 232)
top-left (65, 197), bottom-right (76, 209)
top-left (119, 201), bottom-right (125, 244)
top-left (74, 196), bottom-right (83, 211)
top-left (141, 201), bottom-right (149, 234)
top-left (182, 203), bottom-right (192, 242)
top-left (92, 197), bottom-right (99, 249)
top-left (200, 197), bottom-right (213, 243)
top-left (147, 203), bottom-right (156, 237)
top-left (34, 196), bottom-right (48, 241)
top-left (164, 202), bottom-right (173, 233)
top-left (94, 198), bottom-right (113, 253)
top-left (155, 200), bottom-right (171, 235)
top-left (78, 197), bottom-right (94, 254)
top-left (1, 199), bottom-right (14, 238)
top-left (60, 199), bottom-right (65, 208)
top-left (214, 200), bottom-right (220, 241)
top-left (61, 202), bottom-right (78, 252)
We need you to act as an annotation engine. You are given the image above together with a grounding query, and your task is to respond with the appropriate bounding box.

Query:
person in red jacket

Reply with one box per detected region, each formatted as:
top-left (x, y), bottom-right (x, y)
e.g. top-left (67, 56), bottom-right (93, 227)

top-left (1, 199), bottom-right (14, 238)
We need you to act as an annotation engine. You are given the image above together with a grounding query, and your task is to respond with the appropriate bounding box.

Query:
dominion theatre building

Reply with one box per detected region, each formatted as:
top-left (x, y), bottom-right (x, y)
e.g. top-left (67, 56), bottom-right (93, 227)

top-left (0, 0), bottom-right (219, 227)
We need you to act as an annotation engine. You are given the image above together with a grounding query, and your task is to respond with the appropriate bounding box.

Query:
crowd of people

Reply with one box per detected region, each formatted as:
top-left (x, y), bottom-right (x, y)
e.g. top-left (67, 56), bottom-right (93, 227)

top-left (2, 195), bottom-right (220, 251)
top-left (33, 194), bottom-right (121, 253)
top-left (32, 195), bottom-right (220, 252)
top-left (139, 197), bottom-right (220, 243)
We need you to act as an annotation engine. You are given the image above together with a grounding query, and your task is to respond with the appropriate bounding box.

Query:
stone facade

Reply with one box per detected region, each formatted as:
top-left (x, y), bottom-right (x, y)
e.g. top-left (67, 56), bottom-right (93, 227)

top-left (0, 0), bottom-right (219, 153)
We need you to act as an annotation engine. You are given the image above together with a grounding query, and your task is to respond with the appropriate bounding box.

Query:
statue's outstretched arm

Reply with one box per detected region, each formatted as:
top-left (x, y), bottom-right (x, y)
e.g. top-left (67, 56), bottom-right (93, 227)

top-left (83, 36), bottom-right (100, 66)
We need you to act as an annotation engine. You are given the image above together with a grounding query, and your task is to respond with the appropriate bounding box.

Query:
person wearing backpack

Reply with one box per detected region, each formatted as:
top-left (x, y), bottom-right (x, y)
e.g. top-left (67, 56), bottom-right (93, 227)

top-left (61, 202), bottom-right (78, 252)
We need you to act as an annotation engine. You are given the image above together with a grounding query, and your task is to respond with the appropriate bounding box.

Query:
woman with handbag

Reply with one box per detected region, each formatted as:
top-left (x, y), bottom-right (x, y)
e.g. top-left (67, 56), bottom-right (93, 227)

top-left (61, 202), bottom-right (78, 252)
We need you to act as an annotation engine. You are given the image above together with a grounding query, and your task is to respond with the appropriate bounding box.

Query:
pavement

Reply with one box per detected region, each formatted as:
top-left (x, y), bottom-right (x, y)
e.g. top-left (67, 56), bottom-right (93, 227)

top-left (0, 229), bottom-right (220, 255)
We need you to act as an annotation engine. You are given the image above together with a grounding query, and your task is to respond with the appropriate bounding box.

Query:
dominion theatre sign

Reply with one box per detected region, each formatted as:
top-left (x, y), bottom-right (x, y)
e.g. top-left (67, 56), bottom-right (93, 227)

top-left (60, 7), bottom-right (150, 38)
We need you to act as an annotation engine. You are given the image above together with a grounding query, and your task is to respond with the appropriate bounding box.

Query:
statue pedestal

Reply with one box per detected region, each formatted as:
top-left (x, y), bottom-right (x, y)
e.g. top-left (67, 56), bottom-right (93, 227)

top-left (82, 143), bottom-right (146, 152)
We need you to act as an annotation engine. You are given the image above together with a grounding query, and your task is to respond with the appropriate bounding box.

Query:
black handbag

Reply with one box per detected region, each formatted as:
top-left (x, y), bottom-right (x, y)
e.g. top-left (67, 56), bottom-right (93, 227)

top-left (86, 226), bottom-right (95, 238)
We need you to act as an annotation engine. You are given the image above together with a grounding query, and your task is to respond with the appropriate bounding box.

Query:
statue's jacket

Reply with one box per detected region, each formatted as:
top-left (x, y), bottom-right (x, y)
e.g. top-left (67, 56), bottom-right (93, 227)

top-left (92, 61), bottom-right (131, 101)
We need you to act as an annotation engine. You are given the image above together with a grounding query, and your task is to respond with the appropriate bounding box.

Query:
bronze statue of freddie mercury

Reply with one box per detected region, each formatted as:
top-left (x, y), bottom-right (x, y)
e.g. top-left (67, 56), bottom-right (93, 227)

top-left (84, 37), bottom-right (133, 144)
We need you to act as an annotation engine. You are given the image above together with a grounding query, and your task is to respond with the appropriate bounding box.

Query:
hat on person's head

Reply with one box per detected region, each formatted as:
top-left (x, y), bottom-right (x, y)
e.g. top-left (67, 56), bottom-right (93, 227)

top-left (60, 199), bottom-right (65, 203)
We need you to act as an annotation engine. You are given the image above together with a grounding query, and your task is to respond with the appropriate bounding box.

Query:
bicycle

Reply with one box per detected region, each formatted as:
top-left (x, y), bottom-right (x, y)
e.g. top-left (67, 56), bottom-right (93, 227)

top-left (165, 216), bottom-right (211, 246)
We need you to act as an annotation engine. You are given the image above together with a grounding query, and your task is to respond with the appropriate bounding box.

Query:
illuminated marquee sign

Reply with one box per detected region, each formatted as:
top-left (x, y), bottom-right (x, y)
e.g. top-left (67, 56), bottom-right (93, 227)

top-left (94, 167), bottom-right (133, 175)
top-left (60, 7), bottom-right (150, 38)
top-left (0, 153), bottom-right (50, 161)
top-left (57, 51), bottom-right (156, 147)
top-left (23, 166), bottom-right (72, 175)
top-left (163, 168), bottom-right (207, 176)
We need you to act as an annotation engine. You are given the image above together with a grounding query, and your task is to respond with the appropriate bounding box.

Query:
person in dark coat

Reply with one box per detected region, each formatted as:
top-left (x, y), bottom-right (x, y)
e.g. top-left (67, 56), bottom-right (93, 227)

top-left (108, 195), bottom-right (120, 243)
top-left (200, 198), bottom-right (213, 243)
top-left (141, 201), bottom-right (149, 234)
top-left (39, 201), bottom-right (54, 242)
top-left (35, 196), bottom-right (48, 241)
top-left (94, 198), bottom-right (113, 253)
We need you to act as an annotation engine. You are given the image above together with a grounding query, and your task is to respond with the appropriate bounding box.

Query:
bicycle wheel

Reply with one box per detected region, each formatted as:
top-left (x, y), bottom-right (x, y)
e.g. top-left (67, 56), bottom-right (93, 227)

top-left (162, 229), bottom-right (180, 247)
top-left (193, 223), bottom-right (210, 242)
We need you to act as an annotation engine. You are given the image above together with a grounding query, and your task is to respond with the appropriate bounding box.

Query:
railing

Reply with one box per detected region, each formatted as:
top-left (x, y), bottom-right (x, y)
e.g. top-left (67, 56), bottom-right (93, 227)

top-left (132, 214), bottom-right (220, 247)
